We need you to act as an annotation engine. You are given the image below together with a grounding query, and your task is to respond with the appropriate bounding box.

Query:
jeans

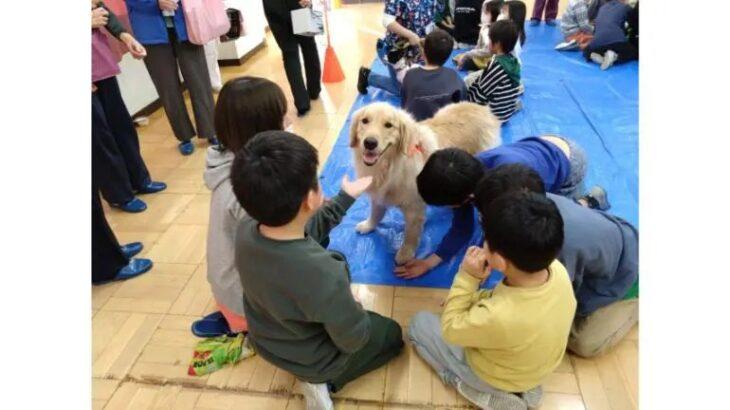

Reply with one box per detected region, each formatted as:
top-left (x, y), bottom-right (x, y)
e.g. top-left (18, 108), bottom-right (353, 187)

top-left (367, 41), bottom-right (401, 96)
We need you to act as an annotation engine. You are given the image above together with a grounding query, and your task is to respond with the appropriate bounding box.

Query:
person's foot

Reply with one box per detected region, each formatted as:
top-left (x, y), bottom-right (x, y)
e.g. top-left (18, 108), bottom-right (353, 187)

top-left (580, 185), bottom-right (611, 210)
top-left (601, 50), bottom-right (618, 70)
top-left (357, 67), bottom-right (371, 95)
top-left (521, 385), bottom-right (544, 409)
top-left (178, 140), bottom-right (195, 156)
top-left (300, 381), bottom-right (334, 410)
top-left (115, 258), bottom-right (153, 281)
top-left (137, 181), bottom-right (167, 194)
top-left (208, 136), bottom-right (220, 146)
top-left (545, 19), bottom-right (557, 26)
top-left (529, 19), bottom-right (541, 26)
top-left (191, 311), bottom-right (238, 338)
top-left (111, 197), bottom-right (147, 213)
top-left (309, 90), bottom-right (321, 101)
top-left (456, 381), bottom-right (527, 410)
top-left (120, 242), bottom-right (144, 259)
top-left (590, 52), bottom-right (604, 65)
top-left (555, 39), bottom-right (579, 51)
top-left (297, 106), bottom-right (311, 117)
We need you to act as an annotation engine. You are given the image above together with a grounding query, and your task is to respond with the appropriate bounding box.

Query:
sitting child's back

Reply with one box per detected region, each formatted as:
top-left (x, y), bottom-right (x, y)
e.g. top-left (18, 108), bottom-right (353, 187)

top-left (402, 29), bottom-right (467, 121)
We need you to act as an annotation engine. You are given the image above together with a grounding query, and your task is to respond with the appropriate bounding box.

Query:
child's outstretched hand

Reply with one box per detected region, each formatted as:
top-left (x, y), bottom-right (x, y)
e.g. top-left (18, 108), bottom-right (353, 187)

top-left (341, 175), bottom-right (373, 199)
top-left (460, 246), bottom-right (490, 280)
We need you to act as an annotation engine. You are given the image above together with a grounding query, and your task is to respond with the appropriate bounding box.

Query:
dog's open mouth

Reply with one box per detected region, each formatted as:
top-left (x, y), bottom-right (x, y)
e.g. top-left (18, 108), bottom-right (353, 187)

top-left (363, 150), bottom-right (380, 166)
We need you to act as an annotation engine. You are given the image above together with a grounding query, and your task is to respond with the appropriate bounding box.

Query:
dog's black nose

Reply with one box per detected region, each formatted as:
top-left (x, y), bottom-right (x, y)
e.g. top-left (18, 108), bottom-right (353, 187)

top-left (364, 137), bottom-right (378, 150)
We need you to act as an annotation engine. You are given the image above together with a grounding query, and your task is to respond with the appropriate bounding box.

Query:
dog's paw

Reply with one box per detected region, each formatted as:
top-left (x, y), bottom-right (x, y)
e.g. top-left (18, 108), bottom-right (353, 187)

top-left (395, 247), bottom-right (416, 265)
top-left (355, 220), bottom-right (376, 234)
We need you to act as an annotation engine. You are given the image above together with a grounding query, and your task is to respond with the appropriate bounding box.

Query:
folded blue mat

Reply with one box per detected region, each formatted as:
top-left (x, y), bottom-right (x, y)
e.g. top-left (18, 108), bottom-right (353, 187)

top-left (319, 24), bottom-right (638, 289)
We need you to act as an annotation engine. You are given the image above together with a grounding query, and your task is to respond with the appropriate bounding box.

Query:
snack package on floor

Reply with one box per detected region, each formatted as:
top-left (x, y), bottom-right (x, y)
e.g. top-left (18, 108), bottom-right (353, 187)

top-left (188, 333), bottom-right (255, 376)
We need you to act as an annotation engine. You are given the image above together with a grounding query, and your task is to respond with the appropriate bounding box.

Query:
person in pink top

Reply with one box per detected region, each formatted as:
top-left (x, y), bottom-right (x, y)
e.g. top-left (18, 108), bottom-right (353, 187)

top-left (92, 1), bottom-right (166, 214)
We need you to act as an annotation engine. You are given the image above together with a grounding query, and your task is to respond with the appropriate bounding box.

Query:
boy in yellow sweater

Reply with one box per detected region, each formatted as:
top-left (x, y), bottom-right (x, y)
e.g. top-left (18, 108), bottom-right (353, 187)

top-left (408, 191), bottom-right (577, 409)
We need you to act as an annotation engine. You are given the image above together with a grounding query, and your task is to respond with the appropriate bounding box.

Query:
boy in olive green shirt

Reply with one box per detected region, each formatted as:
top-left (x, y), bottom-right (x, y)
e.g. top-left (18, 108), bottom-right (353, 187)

top-left (409, 191), bottom-right (576, 409)
top-left (231, 131), bottom-right (404, 410)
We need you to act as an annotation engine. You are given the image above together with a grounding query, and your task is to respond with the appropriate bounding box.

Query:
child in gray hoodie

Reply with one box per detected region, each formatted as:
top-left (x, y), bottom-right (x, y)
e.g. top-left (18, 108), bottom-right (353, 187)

top-left (192, 77), bottom-right (292, 337)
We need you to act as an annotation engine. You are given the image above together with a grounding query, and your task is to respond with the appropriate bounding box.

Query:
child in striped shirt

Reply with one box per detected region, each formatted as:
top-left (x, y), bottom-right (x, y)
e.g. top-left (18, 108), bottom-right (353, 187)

top-left (466, 19), bottom-right (521, 122)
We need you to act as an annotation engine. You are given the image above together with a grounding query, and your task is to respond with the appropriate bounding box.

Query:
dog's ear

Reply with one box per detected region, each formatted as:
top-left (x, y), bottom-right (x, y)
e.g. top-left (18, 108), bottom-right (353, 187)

top-left (349, 109), bottom-right (363, 148)
top-left (398, 111), bottom-right (420, 157)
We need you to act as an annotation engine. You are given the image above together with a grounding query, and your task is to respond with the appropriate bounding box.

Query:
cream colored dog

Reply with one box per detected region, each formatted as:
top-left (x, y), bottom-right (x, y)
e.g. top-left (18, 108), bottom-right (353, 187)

top-left (349, 102), bottom-right (501, 264)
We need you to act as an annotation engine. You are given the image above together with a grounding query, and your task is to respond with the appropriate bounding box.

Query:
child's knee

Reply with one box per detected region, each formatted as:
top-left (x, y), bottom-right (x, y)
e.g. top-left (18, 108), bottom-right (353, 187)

top-left (408, 311), bottom-right (439, 342)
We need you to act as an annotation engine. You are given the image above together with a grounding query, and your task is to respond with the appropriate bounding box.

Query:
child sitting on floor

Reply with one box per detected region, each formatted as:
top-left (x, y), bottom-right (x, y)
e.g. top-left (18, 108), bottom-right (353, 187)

top-left (192, 77), bottom-right (291, 337)
top-left (401, 29), bottom-right (467, 121)
top-left (231, 131), bottom-right (404, 409)
top-left (408, 191), bottom-right (577, 409)
top-left (466, 20), bottom-right (522, 122)
top-left (556, 0), bottom-right (595, 51)
top-left (584, 0), bottom-right (637, 70)
top-left (474, 164), bottom-right (639, 358)
top-left (396, 135), bottom-right (608, 279)
top-left (454, 0), bottom-right (503, 70)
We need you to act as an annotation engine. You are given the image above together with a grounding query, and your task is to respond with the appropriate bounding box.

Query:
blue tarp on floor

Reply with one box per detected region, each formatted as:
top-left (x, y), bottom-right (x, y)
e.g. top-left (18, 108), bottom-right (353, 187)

top-left (318, 24), bottom-right (638, 289)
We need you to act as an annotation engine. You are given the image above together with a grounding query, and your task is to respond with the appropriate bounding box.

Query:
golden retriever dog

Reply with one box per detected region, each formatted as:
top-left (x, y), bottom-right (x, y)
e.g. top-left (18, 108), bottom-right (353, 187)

top-left (349, 102), bottom-right (501, 264)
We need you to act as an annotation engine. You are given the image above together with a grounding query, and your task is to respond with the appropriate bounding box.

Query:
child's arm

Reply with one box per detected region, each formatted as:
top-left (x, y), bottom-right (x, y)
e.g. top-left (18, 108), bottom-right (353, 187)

top-left (318, 267), bottom-right (371, 353)
top-left (441, 247), bottom-right (501, 348)
top-left (395, 205), bottom-right (475, 279)
top-left (305, 176), bottom-right (373, 246)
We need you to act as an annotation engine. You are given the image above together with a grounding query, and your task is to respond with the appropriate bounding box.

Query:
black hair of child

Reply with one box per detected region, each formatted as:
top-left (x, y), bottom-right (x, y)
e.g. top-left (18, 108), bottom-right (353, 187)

top-left (485, 0), bottom-right (504, 25)
top-left (214, 76), bottom-right (288, 153)
top-left (474, 163), bottom-right (546, 214)
top-left (481, 191), bottom-right (564, 273)
top-left (231, 130), bottom-right (319, 227)
top-left (417, 148), bottom-right (484, 206)
top-left (423, 28), bottom-right (456, 66)
top-left (488, 19), bottom-right (519, 54)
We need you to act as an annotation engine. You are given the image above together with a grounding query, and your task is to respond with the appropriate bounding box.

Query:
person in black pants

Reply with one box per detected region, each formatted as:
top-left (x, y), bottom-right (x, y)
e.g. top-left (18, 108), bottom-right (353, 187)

top-left (92, 185), bottom-right (154, 285)
top-left (263, 0), bottom-right (321, 116)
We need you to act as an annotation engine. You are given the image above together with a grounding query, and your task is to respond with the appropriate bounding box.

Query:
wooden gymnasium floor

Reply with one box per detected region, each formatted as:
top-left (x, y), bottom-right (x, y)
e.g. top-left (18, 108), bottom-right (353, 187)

top-left (93, 3), bottom-right (638, 409)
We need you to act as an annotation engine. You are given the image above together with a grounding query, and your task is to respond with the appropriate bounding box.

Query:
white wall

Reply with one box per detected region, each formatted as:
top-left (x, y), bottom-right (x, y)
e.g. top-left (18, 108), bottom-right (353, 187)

top-left (118, 0), bottom-right (268, 115)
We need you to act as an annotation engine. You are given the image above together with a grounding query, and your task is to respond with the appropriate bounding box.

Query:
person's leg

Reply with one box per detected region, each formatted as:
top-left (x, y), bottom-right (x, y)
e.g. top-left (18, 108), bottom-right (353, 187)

top-left (175, 41), bottom-right (217, 140)
top-left (327, 311), bottom-right (404, 392)
top-left (545, 0), bottom-right (560, 21)
top-left (557, 138), bottom-right (588, 200)
top-left (143, 43), bottom-right (197, 142)
top-left (366, 42), bottom-right (402, 95)
top-left (217, 301), bottom-right (248, 333)
top-left (606, 42), bottom-right (639, 63)
top-left (297, 35), bottom-right (322, 99)
top-left (268, 20), bottom-right (311, 113)
top-left (92, 92), bottom-right (136, 205)
top-left (94, 77), bottom-right (152, 191)
top-left (568, 299), bottom-right (639, 358)
top-left (531, 0), bottom-right (547, 21)
top-left (92, 186), bottom-right (128, 284)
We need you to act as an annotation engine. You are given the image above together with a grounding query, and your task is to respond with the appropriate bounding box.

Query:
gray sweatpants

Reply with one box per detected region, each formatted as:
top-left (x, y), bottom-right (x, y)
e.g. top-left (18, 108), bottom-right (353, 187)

top-left (407, 311), bottom-right (506, 394)
top-left (569, 298), bottom-right (639, 358)
top-left (144, 37), bottom-right (216, 142)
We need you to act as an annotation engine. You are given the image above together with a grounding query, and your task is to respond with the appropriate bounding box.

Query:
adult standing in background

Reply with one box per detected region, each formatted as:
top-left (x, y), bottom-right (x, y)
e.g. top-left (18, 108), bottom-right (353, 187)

top-left (126, 0), bottom-right (218, 156)
top-left (263, 0), bottom-right (321, 117)
top-left (530, 0), bottom-right (560, 26)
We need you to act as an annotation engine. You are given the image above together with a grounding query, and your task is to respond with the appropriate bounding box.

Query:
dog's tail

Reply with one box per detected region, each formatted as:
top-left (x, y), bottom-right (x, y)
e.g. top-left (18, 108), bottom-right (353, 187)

top-left (424, 102), bottom-right (502, 154)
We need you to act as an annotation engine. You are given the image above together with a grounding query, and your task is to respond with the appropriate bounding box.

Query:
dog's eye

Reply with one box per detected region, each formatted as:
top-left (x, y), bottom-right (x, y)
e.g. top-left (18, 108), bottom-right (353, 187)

top-left (384, 122), bottom-right (393, 128)
top-left (362, 117), bottom-right (369, 124)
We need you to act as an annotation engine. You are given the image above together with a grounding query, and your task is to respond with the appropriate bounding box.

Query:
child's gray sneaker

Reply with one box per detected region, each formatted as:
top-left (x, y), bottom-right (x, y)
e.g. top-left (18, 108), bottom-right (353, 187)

top-left (601, 50), bottom-right (618, 70)
top-left (581, 185), bottom-right (611, 211)
top-left (520, 385), bottom-right (544, 409)
top-left (590, 52), bottom-right (604, 65)
top-left (299, 381), bottom-right (334, 410)
top-left (456, 381), bottom-right (528, 410)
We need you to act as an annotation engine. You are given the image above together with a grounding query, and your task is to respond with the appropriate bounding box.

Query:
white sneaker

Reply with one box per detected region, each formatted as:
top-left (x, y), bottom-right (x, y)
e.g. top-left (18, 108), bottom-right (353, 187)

top-left (590, 52), bottom-right (604, 65)
top-left (299, 381), bottom-right (334, 410)
top-left (601, 50), bottom-right (618, 70)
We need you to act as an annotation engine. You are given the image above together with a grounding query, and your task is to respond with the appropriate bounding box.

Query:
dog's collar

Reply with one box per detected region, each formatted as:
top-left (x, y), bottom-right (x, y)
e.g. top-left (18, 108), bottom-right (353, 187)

top-left (407, 143), bottom-right (424, 157)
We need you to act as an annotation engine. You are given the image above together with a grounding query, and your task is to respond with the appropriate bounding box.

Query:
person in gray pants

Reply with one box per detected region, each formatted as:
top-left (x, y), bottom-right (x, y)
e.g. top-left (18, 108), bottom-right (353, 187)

top-left (126, 0), bottom-right (217, 156)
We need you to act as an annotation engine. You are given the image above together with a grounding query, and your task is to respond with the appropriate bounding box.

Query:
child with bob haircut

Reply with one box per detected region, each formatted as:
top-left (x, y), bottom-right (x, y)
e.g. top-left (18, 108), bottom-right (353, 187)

top-left (409, 191), bottom-right (577, 409)
top-left (231, 131), bottom-right (404, 409)
top-left (191, 76), bottom-right (292, 337)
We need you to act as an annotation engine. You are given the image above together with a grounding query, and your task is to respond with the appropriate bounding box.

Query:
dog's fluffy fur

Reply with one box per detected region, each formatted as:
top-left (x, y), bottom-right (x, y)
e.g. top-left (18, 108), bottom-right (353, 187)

top-left (349, 102), bottom-right (501, 264)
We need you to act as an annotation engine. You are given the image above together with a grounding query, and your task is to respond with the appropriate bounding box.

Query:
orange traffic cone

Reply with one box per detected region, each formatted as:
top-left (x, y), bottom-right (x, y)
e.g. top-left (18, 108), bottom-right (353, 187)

top-left (322, 45), bottom-right (345, 83)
